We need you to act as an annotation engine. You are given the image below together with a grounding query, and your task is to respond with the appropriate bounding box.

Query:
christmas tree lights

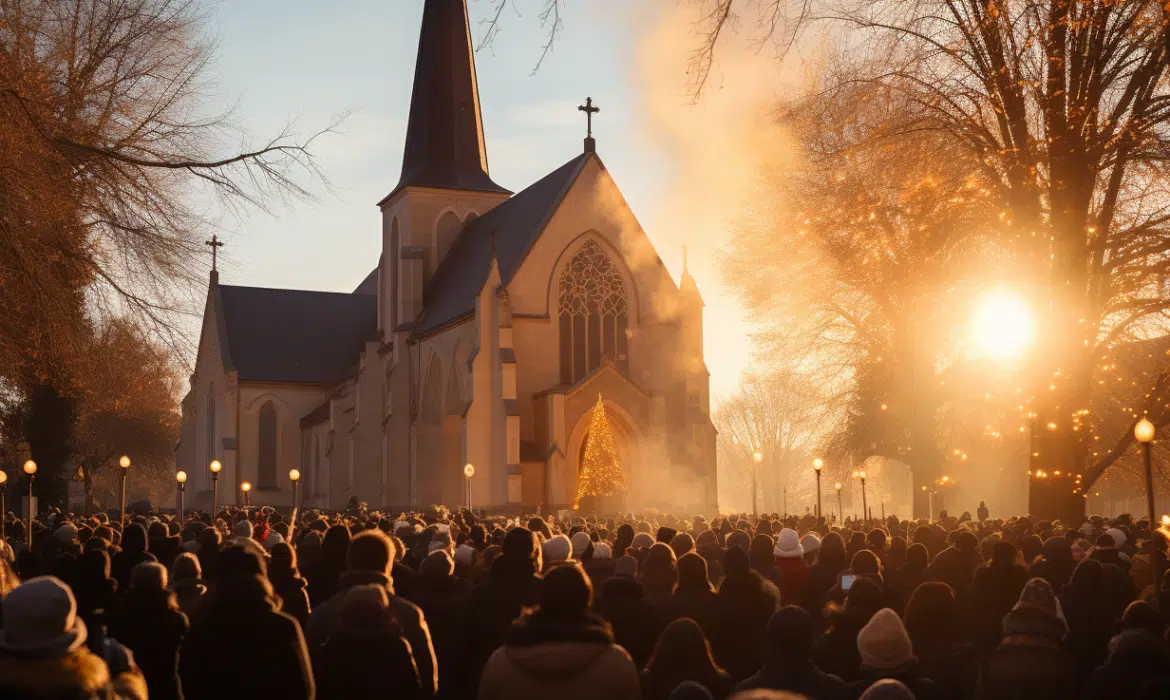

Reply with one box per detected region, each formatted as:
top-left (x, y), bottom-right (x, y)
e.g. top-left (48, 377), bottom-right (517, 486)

top-left (574, 394), bottom-right (626, 508)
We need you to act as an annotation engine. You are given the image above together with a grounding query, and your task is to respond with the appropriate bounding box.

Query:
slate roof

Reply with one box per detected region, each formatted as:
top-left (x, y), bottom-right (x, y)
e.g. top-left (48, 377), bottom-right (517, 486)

top-left (386, 0), bottom-right (509, 201)
top-left (353, 266), bottom-right (378, 295)
top-left (412, 151), bottom-right (593, 337)
top-left (217, 285), bottom-right (376, 383)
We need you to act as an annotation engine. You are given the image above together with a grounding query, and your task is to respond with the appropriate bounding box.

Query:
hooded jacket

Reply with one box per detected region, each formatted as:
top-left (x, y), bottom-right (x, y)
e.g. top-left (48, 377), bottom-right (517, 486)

top-left (477, 614), bottom-right (640, 700)
top-left (0, 646), bottom-right (148, 700)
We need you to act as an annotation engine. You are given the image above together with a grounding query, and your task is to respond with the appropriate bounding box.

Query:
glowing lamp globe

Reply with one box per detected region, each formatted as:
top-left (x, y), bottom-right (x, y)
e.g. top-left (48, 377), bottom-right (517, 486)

top-left (463, 463), bottom-right (475, 478)
top-left (176, 471), bottom-right (187, 484)
top-left (834, 482), bottom-right (842, 491)
top-left (22, 460), bottom-right (37, 475)
top-left (209, 460), bottom-right (222, 473)
top-left (289, 469), bottom-right (301, 482)
top-left (1162, 515), bottom-right (1170, 528)
top-left (1135, 418), bottom-right (1156, 443)
top-left (812, 458), bottom-right (824, 471)
top-left (752, 452), bottom-right (763, 463)
top-left (0, 471), bottom-right (7, 485)
top-left (240, 481), bottom-right (252, 493)
top-left (119, 456), bottom-right (131, 469)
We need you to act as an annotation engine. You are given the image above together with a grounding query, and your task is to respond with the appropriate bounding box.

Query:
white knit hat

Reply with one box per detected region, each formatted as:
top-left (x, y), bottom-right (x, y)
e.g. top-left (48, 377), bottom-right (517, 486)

top-left (542, 534), bottom-right (572, 563)
top-left (571, 531), bottom-right (592, 558)
top-left (857, 608), bottom-right (915, 672)
top-left (800, 532), bottom-right (821, 554)
top-left (774, 528), bottom-right (804, 559)
top-left (454, 544), bottom-right (476, 567)
top-left (1105, 527), bottom-right (1127, 548)
top-left (593, 542), bottom-right (613, 560)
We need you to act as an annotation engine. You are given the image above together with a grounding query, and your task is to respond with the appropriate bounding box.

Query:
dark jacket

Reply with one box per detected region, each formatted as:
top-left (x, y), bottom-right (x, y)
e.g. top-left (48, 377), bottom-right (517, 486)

top-left (930, 543), bottom-right (983, 593)
top-left (849, 669), bottom-right (939, 700)
top-left (460, 555), bottom-right (543, 693)
top-left (640, 664), bottom-right (733, 700)
top-left (317, 600), bottom-right (423, 700)
top-left (1084, 630), bottom-right (1170, 700)
top-left (170, 580), bottom-right (206, 622)
top-left (966, 563), bottom-right (1030, 649)
top-left (1058, 560), bottom-right (1114, 684)
top-left (271, 572), bottom-right (311, 629)
top-left (306, 569), bottom-right (437, 698)
top-left (812, 609), bottom-right (871, 683)
top-left (107, 588), bottom-right (188, 700)
top-left (711, 557), bottom-right (781, 681)
top-left (0, 646), bottom-right (148, 700)
top-left (974, 607), bottom-right (1077, 700)
top-left (408, 571), bottom-right (467, 699)
top-left (110, 525), bottom-right (155, 594)
top-left (592, 576), bottom-right (661, 669)
top-left (737, 660), bottom-right (850, 700)
top-left (661, 587), bottom-right (719, 640)
top-left (179, 575), bottom-right (314, 700)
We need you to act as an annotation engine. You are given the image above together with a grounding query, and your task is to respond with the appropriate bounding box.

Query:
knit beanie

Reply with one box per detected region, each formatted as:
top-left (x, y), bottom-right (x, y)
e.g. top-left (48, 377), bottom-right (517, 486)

top-left (0, 577), bottom-right (88, 659)
top-left (774, 528), bottom-right (804, 559)
top-left (571, 531), bottom-right (592, 558)
top-left (232, 519), bottom-right (254, 541)
top-left (859, 679), bottom-right (917, 700)
top-left (1106, 527), bottom-right (1127, 549)
top-left (857, 608), bottom-right (915, 673)
top-left (631, 532), bottom-right (655, 550)
top-left (53, 523), bottom-right (79, 545)
top-left (421, 549), bottom-right (454, 577)
top-left (593, 542), bottom-right (613, 560)
top-left (800, 532), bottom-right (821, 555)
top-left (454, 543), bottom-right (476, 567)
top-left (542, 534), bottom-right (572, 563)
top-left (615, 554), bottom-right (638, 579)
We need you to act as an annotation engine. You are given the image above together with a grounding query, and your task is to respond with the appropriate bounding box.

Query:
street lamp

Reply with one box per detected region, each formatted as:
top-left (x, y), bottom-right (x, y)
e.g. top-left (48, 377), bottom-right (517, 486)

top-left (464, 463), bottom-right (475, 511)
top-left (1135, 417), bottom-right (1160, 593)
top-left (118, 456), bottom-right (131, 527)
top-left (855, 470), bottom-right (869, 523)
top-left (0, 470), bottom-right (6, 542)
top-left (835, 482), bottom-right (843, 522)
top-left (209, 459), bottom-right (222, 518)
top-left (22, 460), bottom-right (36, 548)
top-left (175, 471), bottom-right (187, 522)
top-left (240, 481), bottom-right (252, 507)
top-left (289, 469), bottom-right (301, 515)
top-left (751, 452), bottom-right (763, 518)
top-left (812, 458), bottom-right (824, 521)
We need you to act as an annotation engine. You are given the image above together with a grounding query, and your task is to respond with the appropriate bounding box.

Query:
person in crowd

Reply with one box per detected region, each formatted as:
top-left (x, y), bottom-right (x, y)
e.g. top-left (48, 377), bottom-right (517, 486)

top-left (304, 523), bottom-right (350, 607)
top-left (179, 543), bottom-right (314, 700)
top-left (640, 618), bottom-right (733, 700)
top-left (169, 552), bottom-right (206, 621)
top-left (930, 530), bottom-right (981, 593)
top-left (736, 606), bottom-right (849, 699)
top-left (712, 545), bottom-right (781, 681)
top-left (966, 540), bottom-right (1030, 650)
top-left (975, 577), bottom-right (1076, 700)
top-left (269, 541), bottom-right (311, 628)
top-left (642, 543), bottom-right (680, 613)
top-left (107, 562), bottom-right (188, 700)
top-left (593, 553), bottom-right (661, 669)
top-left (0, 576), bottom-right (148, 700)
top-left (902, 581), bottom-right (977, 699)
top-left (306, 529), bottom-right (437, 696)
top-left (71, 549), bottom-right (118, 660)
top-left (813, 576), bottom-right (883, 682)
top-left (109, 523), bottom-right (154, 593)
top-left (477, 563), bottom-right (640, 700)
top-left (774, 529), bottom-right (809, 607)
top-left (409, 549), bottom-right (466, 700)
top-left (1030, 536), bottom-right (1077, 592)
top-left (806, 532), bottom-right (848, 618)
top-left (1058, 558), bottom-right (1115, 683)
top-left (662, 552), bottom-right (719, 638)
top-left (850, 608), bottom-right (938, 699)
top-left (317, 583), bottom-right (423, 699)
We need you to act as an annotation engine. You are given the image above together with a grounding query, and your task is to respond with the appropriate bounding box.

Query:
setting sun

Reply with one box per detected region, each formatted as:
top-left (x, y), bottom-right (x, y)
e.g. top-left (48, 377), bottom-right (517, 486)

top-left (973, 292), bottom-right (1034, 359)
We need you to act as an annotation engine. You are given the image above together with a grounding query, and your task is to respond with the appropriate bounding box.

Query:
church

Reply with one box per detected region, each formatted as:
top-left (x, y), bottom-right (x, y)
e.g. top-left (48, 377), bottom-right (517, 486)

top-left (176, 0), bottom-right (717, 515)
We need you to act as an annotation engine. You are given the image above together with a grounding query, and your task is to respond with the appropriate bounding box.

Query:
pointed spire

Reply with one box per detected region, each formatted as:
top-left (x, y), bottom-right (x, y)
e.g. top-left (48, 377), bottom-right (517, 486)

top-left (679, 244), bottom-right (703, 306)
top-left (392, 0), bottom-right (509, 198)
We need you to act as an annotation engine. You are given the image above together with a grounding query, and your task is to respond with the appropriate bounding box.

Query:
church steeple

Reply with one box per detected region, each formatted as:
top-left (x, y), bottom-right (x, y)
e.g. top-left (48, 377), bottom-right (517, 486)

top-left (391, 0), bottom-right (508, 198)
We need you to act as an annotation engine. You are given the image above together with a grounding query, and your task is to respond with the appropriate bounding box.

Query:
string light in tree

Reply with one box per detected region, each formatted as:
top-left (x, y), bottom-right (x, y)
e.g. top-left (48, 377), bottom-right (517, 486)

top-left (573, 394), bottom-right (627, 508)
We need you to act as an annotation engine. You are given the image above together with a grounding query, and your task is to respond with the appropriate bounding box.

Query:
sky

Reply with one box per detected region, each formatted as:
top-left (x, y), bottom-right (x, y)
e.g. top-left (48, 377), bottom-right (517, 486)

top-left (202, 0), bottom-right (757, 397)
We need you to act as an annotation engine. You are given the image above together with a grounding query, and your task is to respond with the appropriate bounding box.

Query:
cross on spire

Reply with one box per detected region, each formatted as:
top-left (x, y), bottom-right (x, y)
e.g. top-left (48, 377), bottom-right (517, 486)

top-left (578, 97), bottom-right (600, 153)
top-left (205, 235), bottom-right (224, 272)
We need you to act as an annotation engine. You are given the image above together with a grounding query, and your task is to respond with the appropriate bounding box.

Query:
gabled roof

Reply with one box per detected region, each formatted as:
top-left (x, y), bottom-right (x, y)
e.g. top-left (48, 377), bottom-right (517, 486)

top-left (353, 265), bottom-right (378, 295)
top-left (385, 0), bottom-right (509, 201)
top-left (412, 151), bottom-right (593, 337)
top-left (217, 285), bottom-right (376, 383)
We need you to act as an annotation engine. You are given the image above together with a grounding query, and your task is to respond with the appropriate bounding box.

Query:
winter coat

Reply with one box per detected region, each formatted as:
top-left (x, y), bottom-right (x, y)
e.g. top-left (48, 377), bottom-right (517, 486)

top-left (661, 587), bottom-right (719, 640)
top-left (736, 660), bottom-right (850, 700)
top-left (170, 580), bottom-right (206, 622)
top-left (592, 576), bottom-right (662, 669)
top-left (1029, 539), bottom-right (1077, 592)
top-left (812, 610), bottom-right (871, 683)
top-left (109, 526), bottom-right (155, 594)
top-left (460, 555), bottom-right (543, 693)
top-left (775, 557), bottom-right (810, 607)
top-left (107, 588), bottom-right (188, 700)
top-left (805, 559), bottom-right (846, 617)
top-left (974, 607), bottom-right (1077, 700)
top-left (711, 568), bottom-right (781, 681)
top-left (306, 569), bottom-right (437, 697)
top-left (316, 607), bottom-right (423, 700)
top-left (849, 669), bottom-right (939, 700)
top-left (0, 646), bottom-right (148, 700)
top-left (966, 563), bottom-right (1030, 649)
top-left (477, 614), bottom-right (640, 700)
top-left (910, 635), bottom-right (979, 700)
top-left (1084, 630), bottom-right (1170, 700)
top-left (640, 663), bottom-right (733, 700)
top-left (929, 544), bottom-right (983, 593)
top-left (179, 575), bottom-right (314, 700)
top-left (1058, 561), bottom-right (1115, 684)
top-left (271, 572), bottom-right (311, 629)
top-left (407, 572), bottom-right (468, 699)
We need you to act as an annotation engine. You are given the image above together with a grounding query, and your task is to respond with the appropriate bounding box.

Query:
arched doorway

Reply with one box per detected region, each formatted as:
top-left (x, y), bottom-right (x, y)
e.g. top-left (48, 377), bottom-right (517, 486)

top-left (567, 401), bottom-right (643, 515)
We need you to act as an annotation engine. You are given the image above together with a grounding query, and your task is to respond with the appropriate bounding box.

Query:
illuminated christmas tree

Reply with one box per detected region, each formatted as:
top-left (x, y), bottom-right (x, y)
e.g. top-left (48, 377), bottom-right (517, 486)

top-left (574, 394), bottom-right (626, 507)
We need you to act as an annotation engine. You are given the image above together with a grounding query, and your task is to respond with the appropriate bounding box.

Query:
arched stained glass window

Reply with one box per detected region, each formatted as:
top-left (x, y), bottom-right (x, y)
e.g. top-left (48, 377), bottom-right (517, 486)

top-left (559, 240), bottom-right (629, 383)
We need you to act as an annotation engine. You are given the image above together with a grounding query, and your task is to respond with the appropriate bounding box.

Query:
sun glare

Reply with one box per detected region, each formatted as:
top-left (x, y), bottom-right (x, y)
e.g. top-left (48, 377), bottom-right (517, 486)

top-left (973, 292), bottom-right (1034, 359)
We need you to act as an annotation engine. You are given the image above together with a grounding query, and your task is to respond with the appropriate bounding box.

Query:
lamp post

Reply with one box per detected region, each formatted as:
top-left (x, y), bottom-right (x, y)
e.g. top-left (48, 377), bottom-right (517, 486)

top-left (464, 463), bottom-right (476, 511)
top-left (0, 470), bottom-right (6, 542)
top-left (22, 460), bottom-right (36, 549)
top-left (240, 481), bottom-right (252, 508)
top-left (835, 482), bottom-right (843, 523)
top-left (1135, 418), bottom-right (1160, 593)
top-left (854, 470), bottom-right (868, 524)
top-left (209, 460), bottom-right (222, 519)
top-left (289, 469), bottom-right (301, 514)
top-left (118, 456), bottom-right (131, 527)
top-left (176, 471), bottom-right (187, 522)
top-left (751, 452), bottom-right (763, 518)
top-left (812, 458), bottom-right (824, 521)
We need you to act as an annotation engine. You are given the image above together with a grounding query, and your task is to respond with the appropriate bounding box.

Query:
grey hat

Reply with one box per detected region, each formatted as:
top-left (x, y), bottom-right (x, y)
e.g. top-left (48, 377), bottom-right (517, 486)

top-left (0, 576), bottom-right (87, 659)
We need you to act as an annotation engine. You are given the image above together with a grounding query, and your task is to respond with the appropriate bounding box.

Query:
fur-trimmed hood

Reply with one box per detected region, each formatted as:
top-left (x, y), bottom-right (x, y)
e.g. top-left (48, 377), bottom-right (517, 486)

top-left (0, 647), bottom-right (137, 698)
top-left (501, 615), bottom-right (617, 680)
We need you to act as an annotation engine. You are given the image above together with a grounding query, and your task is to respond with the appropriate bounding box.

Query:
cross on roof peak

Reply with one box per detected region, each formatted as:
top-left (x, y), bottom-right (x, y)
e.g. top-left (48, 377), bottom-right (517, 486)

top-left (206, 234), bottom-right (224, 273)
top-left (578, 97), bottom-right (600, 153)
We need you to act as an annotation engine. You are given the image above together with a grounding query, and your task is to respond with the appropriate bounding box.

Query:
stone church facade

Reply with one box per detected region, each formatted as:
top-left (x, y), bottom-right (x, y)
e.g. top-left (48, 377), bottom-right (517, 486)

top-left (176, 0), bottom-right (716, 514)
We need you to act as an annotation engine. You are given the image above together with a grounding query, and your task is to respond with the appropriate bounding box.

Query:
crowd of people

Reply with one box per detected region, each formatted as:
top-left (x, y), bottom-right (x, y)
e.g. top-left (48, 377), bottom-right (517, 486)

top-left (1, 501), bottom-right (1169, 699)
